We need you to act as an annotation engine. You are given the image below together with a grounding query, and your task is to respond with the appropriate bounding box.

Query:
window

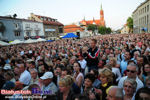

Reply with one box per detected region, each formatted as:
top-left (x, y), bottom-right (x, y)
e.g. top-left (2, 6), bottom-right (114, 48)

top-left (14, 23), bottom-right (19, 28)
top-left (35, 30), bottom-right (39, 36)
top-left (14, 31), bottom-right (21, 36)
top-left (26, 31), bottom-right (31, 37)
top-left (25, 24), bottom-right (30, 28)
top-left (147, 5), bottom-right (149, 12)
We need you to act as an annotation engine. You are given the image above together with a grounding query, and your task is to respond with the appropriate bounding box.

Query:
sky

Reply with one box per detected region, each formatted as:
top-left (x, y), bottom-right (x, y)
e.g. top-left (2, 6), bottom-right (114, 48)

top-left (0, 0), bottom-right (146, 30)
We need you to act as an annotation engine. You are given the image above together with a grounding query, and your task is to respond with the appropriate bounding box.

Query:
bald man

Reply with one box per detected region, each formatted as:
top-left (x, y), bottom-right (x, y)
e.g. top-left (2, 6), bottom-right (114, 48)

top-left (106, 86), bottom-right (123, 100)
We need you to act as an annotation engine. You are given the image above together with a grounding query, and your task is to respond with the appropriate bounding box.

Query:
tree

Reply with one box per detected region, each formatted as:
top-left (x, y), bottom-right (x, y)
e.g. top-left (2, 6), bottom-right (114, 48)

top-left (127, 17), bottom-right (133, 33)
top-left (0, 22), bottom-right (5, 34)
top-left (98, 26), bottom-right (112, 34)
top-left (87, 24), bottom-right (97, 32)
top-left (106, 27), bottom-right (112, 34)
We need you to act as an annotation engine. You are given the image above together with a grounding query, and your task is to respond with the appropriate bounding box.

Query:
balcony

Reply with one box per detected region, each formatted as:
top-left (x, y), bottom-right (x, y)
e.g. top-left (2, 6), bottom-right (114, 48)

top-left (34, 27), bottom-right (40, 30)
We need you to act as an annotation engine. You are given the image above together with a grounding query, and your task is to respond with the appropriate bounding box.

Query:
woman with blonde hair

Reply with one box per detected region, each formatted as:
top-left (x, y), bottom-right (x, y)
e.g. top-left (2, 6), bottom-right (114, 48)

top-left (99, 67), bottom-right (113, 100)
top-left (57, 75), bottom-right (75, 100)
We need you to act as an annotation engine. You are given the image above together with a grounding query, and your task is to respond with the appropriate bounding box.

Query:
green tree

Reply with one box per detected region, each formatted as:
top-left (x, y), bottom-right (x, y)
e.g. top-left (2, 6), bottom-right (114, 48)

top-left (106, 27), bottom-right (112, 34)
top-left (98, 26), bottom-right (112, 34)
top-left (127, 17), bottom-right (133, 33)
top-left (87, 24), bottom-right (97, 32)
top-left (0, 22), bottom-right (5, 35)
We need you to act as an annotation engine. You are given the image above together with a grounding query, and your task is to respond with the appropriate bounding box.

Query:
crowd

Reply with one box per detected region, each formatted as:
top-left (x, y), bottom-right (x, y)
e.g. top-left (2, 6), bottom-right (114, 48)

top-left (0, 33), bottom-right (150, 100)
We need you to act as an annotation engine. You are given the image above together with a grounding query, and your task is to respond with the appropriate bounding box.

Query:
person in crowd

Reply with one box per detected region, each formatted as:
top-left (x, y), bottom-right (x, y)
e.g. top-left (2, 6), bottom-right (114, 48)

top-left (18, 62), bottom-right (31, 86)
top-left (123, 78), bottom-right (137, 100)
top-left (109, 57), bottom-right (121, 83)
top-left (40, 72), bottom-right (58, 95)
top-left (73, 94), bottom-right (90, 100)
top-left (83, 73), bottom-right (101, 100)
top-left (3, 70), bottom-right (16, 83)
top-left (57, 75), bottom-right (76, 100)
top-left (106, 86), bottom-right (123, 100)
top-left (90, 69), bottom-right (101, 88)
top-left (120, 50), bottom-right (131, 75)
top-left (29, 68), bottom-right (39, 85)
top-left (139, 63), bottom-right (150, 86)
top-left (83, 39), bottom-right (100, 72)
top-left (78, 53), bottom-right (87, 74)
top-left (61, 67), bottom-right (69, 78)
top-left (135, 87), bottom-right (150, 100)
top-left (118, 64), bottom-right (144, 92)
top-left (99, 67), bottom-right (113, 100)
top-left (73, 62), bottom-right (84, 88)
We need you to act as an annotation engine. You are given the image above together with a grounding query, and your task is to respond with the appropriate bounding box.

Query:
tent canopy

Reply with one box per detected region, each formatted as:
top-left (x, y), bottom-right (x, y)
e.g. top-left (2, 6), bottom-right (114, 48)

top-left (62, 33), bottom-right (78, 38)
top-left (37, 38), bottom-right (46, 42)
top-left (0, 41), bottom-right (9, 46)
top-left (10, 39), bottom-right (24, 44)
top-left (24, 39), bottom-right (37, 43)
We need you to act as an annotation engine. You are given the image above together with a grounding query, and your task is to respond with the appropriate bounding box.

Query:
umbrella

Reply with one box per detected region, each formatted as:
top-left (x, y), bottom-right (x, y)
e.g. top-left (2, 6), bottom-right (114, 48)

top-left (62, 33), bottom-right (78, 38)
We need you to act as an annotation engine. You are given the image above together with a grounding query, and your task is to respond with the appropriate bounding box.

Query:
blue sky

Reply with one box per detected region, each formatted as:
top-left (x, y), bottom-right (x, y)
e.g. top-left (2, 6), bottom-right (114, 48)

top-left (0, 0), bottom-right (145, 30)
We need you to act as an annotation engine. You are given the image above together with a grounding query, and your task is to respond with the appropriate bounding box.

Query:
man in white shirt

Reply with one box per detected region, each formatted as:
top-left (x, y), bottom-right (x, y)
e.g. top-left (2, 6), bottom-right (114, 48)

top-left (118, 64), bottom-right (144, 92)
top-left (78, 54), bottom-right (87, 70)
top-left (18, 63), bottom-right (31, 85)
top-left (40, 72), bottom-right (58, 95)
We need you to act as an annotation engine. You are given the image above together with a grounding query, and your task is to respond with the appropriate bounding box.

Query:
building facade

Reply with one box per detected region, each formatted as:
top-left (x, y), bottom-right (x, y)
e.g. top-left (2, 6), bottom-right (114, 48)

top-left (121, 24), bottom-right (130, 34)
top-left (22, 19), bottom-right (44, 39)
top-left (133, 0), bottom-right (150, 33)
top-left (0, 16), bottom-right (24, 41)
top-left (29, 13), bottom-right (64, 40)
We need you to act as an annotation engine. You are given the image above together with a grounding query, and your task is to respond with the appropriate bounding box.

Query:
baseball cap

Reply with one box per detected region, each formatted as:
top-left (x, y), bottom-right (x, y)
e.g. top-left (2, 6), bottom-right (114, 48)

top-left (40, 72), bottom-right (53, 80)
top-left (3, 64), bottom-right (11, 70)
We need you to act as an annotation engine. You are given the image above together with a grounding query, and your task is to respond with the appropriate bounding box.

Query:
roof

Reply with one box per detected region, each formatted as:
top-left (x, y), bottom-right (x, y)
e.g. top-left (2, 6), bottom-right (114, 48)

top-left (34, 14), bottom-right (64, 26)
top-left (80, 19), bottom-right (103, 26)
top-left (64, 24), bottom-right (84, 33)
top-left (133, 0), bottom-right (149, 13)
top-left (0, 16), bottom-right (42, 23)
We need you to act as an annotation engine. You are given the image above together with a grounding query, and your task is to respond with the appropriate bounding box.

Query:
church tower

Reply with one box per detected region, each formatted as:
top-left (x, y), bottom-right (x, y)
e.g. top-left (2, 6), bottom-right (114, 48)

top-left (100, 4), bottom-right (105, 26)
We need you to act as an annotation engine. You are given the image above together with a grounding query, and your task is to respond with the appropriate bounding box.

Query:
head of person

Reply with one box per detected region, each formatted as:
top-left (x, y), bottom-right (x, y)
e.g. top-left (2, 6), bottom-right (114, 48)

top-left (99, 68), bottom-right (113, 84)
top-left (106, 86), bottom-right (123, 100)
top-left (124, 51), bottom-right (131, 61)
top-left (133, 51), bottom-right (140, 59)
top-left (143, 64), bottom-right (150, 76)
top-left (18, 62), bottom-right (26, 73)
top-left (28, 84), bottom-right (41, 95)
top-left (73, 62), bottom-right (81, 72)
top-left (90, 39), bottom-right (97, 49)
top-left (123, 78), bottom-right (137, 96)
top-left (56, 64), bottom-right (64, 76)
top-left (135, 87), bottom-right (150, 100)
top-left (109, 57), bottom-right (116, 67)
top-left (90, 69), bottom-right (99, 79)
top-left (126, 64), bottom-right (138, 79)
top-left (4, 71), bottom-right (15, 81)
top-left (40, 72), bottom-right (53, 86)
top-left (30, 68), bottom-right (38, 79)
top-left (137, 56), bottom-right (144, 65)
top-left (59, 75), bottom-right (74, 93)
top-left (84, 73), bottom-right (95, 88)
top-left (61, 67), bottom-right (68, 78)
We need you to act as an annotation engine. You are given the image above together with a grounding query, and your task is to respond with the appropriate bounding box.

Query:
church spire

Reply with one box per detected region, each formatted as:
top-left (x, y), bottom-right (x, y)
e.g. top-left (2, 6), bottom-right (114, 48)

top-left (101, 3), bottom-right (103, 10)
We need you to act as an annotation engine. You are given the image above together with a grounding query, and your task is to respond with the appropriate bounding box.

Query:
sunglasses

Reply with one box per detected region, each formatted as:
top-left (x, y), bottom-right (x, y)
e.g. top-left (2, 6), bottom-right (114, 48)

top-left (126, 69), bottom-right (136, 73)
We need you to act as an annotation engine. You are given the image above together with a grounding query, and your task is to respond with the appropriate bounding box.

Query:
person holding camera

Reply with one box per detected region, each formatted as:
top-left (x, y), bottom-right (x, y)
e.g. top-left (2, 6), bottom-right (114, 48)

top-left (82, 73), bottom-right (102, 100)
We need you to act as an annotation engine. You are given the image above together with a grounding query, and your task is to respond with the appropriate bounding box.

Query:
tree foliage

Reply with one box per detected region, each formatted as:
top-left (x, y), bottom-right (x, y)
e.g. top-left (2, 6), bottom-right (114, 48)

top-left (127, 17), bottom-right (133, 33)
top-left (87, 24), bottom-right (97, 32)
top-left (98, 26), bottom-right (112, 34)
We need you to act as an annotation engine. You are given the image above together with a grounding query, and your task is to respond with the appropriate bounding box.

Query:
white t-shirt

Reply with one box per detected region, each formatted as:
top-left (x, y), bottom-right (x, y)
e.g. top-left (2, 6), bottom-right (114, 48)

top-left (19, 70), bottom-right (31, 85)
top-left (78, 59), bottom-right (87, 69)
top-left (112, 68), bottom-right (121, 82)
